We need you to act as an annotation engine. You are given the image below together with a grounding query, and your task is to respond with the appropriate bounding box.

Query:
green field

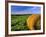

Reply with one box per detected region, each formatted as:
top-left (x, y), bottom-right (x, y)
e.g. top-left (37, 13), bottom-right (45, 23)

top-left (11, 14), bottom-right (41, 31)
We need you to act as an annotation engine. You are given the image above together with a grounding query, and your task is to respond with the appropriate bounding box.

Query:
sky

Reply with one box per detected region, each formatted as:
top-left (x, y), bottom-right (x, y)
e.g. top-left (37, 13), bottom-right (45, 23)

top-left (11, 6), bottom-right (41, 14)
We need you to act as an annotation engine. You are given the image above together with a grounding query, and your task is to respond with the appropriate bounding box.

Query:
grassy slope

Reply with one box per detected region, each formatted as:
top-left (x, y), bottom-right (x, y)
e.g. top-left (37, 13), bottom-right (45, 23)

top-left (11, 15), bottom-right (31, 31)
top-left (11, 14), bottom-right (41, 31)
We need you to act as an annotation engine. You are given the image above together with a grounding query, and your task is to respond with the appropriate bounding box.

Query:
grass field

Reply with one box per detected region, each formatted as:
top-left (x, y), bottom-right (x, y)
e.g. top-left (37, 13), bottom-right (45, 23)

top-left (11, 14), bottom-right (41, 31)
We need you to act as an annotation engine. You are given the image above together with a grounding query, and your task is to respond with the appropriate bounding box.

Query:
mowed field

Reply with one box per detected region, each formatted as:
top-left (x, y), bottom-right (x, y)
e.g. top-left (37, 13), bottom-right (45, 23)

top-left (11, 14), bottom-right (41, 31)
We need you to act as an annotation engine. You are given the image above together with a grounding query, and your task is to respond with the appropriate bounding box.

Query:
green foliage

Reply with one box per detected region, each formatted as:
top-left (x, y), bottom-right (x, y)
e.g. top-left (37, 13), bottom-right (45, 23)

top-left (11, 15), bottom-right (30, 31)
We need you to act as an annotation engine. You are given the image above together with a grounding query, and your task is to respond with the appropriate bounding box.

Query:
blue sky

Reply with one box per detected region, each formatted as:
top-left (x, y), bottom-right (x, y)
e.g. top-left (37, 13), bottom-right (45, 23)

top-left (11, 6), bottom-right (41, 14)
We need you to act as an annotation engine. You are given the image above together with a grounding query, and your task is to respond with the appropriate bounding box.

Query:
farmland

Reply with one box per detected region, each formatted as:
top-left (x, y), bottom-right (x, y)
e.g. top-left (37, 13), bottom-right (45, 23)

top-left (11, 14), bottom-right (41, 31)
